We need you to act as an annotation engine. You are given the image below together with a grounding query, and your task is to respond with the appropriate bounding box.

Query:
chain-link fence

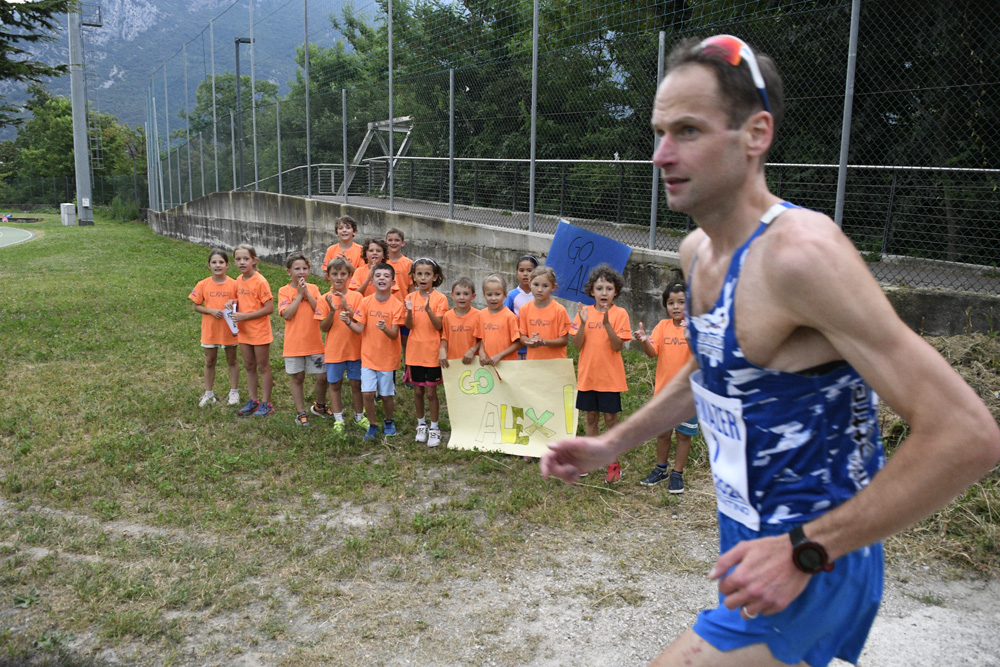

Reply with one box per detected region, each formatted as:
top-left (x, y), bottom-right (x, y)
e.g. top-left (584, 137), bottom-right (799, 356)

top-left (37, 0), bottom-right (1000, 294)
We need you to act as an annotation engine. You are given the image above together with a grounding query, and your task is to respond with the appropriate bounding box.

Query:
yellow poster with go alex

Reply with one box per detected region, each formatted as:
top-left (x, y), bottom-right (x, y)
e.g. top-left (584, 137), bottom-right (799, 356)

top-left (441, 358), bottom-right (579, 458)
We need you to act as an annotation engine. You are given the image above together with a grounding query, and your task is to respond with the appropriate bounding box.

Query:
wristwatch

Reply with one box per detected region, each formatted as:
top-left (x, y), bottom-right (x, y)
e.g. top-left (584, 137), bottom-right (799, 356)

top-left (789, 525), bottom-right (833, 574)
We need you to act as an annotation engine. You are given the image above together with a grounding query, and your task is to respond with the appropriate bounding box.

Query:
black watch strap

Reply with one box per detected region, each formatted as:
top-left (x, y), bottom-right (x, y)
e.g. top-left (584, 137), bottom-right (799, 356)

top-left (789, 525), bottom-right (834, 574)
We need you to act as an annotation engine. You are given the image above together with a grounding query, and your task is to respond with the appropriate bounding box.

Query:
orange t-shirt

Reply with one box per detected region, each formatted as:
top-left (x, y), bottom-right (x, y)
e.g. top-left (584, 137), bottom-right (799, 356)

top-left (235, 271), bottom-right (273, 345)
top-left (387, 255), bottom-right (413, 297)
top-left (406, 290), bottom-right (449, 368)
top-left (321, 241), bottom-right (364, 272)
top-left (278, 283), bottom-right (325, 357)
top-left (441, 308), bottom-right (483, 360)
top-left (349, 264), bottom-right (401, 299)
top-left (649, 318), bottom-right (691, 394)
top-left (570, 304), bottom-right (633, 392)
top-left (355, 293), bottom-right (407, 371)
top-left (314, 289), bottom-right (363, 364)
top-left (189, 275), bottom-right (239, 345)
top-left (480, 308), bottom-right (520, 361)
top-left (518, 300), bottom-right (570, 360)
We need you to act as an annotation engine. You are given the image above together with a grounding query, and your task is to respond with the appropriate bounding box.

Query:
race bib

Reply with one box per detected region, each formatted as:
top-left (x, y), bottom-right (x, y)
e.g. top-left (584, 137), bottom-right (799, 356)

top-left (690, 371), bottom-right (759, 530)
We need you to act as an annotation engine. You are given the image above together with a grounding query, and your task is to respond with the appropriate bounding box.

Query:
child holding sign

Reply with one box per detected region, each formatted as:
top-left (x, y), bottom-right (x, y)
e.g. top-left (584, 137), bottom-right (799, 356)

top-left (479, 274), bottom-right (521, 366)
top-left (518, 266), bottom-right (570, 360)
top-left (189, 249), bottom-right (240, 407)
top-left (633, 281), bottom-right (698, 493)
top-left (570, 264), bottom-right (632, 483)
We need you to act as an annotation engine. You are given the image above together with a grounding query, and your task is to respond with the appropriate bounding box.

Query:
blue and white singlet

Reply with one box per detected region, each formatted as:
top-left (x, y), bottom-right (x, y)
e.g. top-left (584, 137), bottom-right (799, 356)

top-left (686, 202), bottom-right (886, 531)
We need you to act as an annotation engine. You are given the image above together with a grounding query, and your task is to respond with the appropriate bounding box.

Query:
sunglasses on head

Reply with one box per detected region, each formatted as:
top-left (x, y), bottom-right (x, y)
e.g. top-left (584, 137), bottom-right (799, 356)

top-left (698, 34), bottom-right (770, 113)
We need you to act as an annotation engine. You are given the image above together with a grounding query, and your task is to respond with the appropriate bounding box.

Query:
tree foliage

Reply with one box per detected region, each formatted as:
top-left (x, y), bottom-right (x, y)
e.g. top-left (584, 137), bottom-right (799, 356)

top-left (0, 0), bottom-right (77, 127)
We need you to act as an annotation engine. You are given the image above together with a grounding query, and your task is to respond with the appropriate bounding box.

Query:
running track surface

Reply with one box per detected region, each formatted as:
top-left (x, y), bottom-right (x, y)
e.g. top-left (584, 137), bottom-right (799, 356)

top-left (0, 226), bottom-right (35, 249)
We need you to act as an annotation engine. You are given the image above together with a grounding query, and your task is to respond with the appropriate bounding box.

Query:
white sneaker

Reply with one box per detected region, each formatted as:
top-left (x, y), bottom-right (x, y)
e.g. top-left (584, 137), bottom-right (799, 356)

top-left (199, 391), bottom-right (217, 407)
top-left (428, 427), bottom-right (442, 448)
top-left (227, 389), bottom-right (240, 406)
top-left (415, 424), bottom-right (428, 443)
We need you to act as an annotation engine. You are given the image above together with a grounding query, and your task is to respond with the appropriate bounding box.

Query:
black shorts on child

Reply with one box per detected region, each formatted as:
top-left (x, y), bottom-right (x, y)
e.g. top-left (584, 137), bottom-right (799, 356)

top-left (576, 390), bottom-right (622, 414)
top-left (407, 365), bottom-right (442, 386)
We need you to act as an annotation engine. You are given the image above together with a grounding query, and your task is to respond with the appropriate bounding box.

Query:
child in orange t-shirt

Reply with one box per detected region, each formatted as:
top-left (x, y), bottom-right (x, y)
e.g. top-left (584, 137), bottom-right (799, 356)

top-left (405, 258), bottom-right (448, 447)
top-left (314, 258), bottom-right (367, 435)
top-left (349, 238), bottom-right (398, 298)
top-left (346, 263), bottom-right (407, 441)
top-left (479, 274), bottom-right (521, 366)
top-left (189, 249), bottom-right (240, 408)
top-left (634, 281), bottom-right (697, 494)
top-left (570, 264), bottom-right (633, 483)
top-left (278, 252), bottom-right (328, 427)
top-left (518, 266), bottom-right (570, 360)
top-left (321, 215), bottom-right (364, 272)
top-left (229, 244), bottom-right (275, 418)
top-left (439, 277), bottom-right (482, 368)
top-left (385, 228), bottom-right (413, 298)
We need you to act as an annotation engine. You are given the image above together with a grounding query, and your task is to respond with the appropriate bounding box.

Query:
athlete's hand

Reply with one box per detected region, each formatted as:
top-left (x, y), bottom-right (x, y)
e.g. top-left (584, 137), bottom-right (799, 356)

top-left (540, 436), bottom-right (616, 483)
top-left (709, 535), bottom-right (812, 618)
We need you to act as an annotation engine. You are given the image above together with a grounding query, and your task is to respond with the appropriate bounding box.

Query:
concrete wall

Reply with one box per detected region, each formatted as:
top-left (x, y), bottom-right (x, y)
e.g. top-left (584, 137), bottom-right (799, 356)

top-left (147, 191), bottom-right (1000, 336)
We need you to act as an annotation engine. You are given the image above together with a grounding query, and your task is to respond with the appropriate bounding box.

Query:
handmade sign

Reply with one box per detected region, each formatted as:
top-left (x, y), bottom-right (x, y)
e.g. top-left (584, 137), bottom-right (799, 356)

top-left (547, 221), bottom-right (631, 305)
top-left (442, 358), bottom-right (578, 457)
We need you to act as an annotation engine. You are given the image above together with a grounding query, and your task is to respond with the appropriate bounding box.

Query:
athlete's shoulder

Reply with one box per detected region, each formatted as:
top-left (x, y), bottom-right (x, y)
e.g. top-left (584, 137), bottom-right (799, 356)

top-left (678, 228), bottom-right (707, 276)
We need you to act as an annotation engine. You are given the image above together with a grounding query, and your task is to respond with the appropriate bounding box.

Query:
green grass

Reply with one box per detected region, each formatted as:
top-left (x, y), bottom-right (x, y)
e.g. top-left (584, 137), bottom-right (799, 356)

top-left (0, 213), bottom-right (997, 664)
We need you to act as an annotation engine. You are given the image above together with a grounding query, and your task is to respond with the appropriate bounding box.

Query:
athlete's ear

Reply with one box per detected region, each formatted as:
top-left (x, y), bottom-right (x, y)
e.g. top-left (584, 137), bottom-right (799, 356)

top-left (743, 110), bottom-right (774, 159)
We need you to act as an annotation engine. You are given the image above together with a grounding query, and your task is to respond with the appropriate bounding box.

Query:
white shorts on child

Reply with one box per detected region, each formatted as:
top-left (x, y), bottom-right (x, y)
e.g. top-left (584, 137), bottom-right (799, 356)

top-left (285, 354), bottom-right (326, 375)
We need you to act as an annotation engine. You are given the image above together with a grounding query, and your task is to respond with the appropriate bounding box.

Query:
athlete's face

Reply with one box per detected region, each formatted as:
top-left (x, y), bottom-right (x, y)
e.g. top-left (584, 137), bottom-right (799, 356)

top-left (517, 260), bottom-right (535, 290)
top-left (337, 222), bottom-right (355, 242)
top-left (372, 268), bottom-right (393, 292)
top-left (385, 233), bottom-right (404, 256)
top-left (483, 283), bottom-right (506, 312)
top-left (666, 291), bottom-right (686, 324)
top-left (209, 254), bottom-right (229, 277)
top-left (451, 285), bottom-right (474, 310)
top-left (328, 268), bottom-right (350, 292)
top-left (287, 259), bottom-right (310, 283)
top-left (234, 248), bottom-right (256, 275)
top-left (591, 277), bottom-right (616, 310)
top-left (651, 65), bottom-right (749, 219)
top-left (414, 265), bottom-right (435, 292)
top-left (365, 243), bottom-right (384, 265)
top-left (530, 275), bottom-right (554, 302)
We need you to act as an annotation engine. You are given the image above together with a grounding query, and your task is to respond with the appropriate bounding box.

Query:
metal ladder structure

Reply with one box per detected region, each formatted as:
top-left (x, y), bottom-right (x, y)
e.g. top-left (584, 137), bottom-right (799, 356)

top-left (336, 116), bottom-right (414, 196)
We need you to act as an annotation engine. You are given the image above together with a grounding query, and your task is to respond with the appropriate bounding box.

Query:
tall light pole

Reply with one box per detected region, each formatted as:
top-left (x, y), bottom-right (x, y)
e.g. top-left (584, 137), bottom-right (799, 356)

top-left (68, 10), bottom-right (93, 224)
top-left (234, 37), bottom-right (252, 189)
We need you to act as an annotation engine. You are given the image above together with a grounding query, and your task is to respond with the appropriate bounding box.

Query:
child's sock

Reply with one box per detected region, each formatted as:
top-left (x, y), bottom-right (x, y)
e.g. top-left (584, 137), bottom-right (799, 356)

top-left (204, 390), bottom-right (215, 397)
top-left (430, 421), bottom-right (439, 430)
top-left (656, 463), bottom-right (669, 470)
top-left (355, 413), bottom-right (365, 422)
top-left (333, 412), bottom-right (344, 422)
top-left (417, 417), bottom-right (427, 426)
top-left (384, 419), bottom-right (394, 426)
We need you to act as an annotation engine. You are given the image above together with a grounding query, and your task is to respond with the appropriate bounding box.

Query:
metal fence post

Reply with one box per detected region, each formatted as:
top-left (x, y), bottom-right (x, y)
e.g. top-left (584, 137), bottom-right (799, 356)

top-left (388, 0), bottom-right (394, 210)
top-left (210, 19), bottom-right (219, 192)
top-left (199, 132), bottom-right (206, 197)
top-left (617, 163), bottom-right (624, 224)
top-left (304, 0), bottom-right (312, 197)
top-left (473, 163), bottom-right (478, 207)
top-left (449, 68), bottom-right (455, 220)
top-left (184, 43), bottom-right (193, 202)
top-left (649, 31), bottom-right (665, 249)
top-left (528, 0), bottom-right (539, 231)
top-left (834, 0), bottom-right (861, 227)
top-left (249, 0), bottom-right (259, 190)
top-left (560, 163), bottom-right (566, 218)
top-left (230, 111), bottom-right (236, 189)
top-left (276, 100), bottom-right (282, 194)
top-left (881, 171), bottom-right (898, 255)
top-left (342, 88), bottom-right (348, 203)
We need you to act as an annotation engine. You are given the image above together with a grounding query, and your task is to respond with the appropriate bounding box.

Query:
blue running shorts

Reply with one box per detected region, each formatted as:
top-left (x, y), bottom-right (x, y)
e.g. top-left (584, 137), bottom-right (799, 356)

top-left (693, 513), bottom-right (883, 667)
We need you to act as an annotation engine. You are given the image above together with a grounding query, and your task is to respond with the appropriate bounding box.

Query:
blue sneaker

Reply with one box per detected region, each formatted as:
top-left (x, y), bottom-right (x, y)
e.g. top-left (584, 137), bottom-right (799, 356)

top-left (383, 420), bottom-right (397, 437)
top-left (252, 401), bottom-right (274, 418)
top-left (364, 425), bottom-right (380, 441)
top-left (237, 399), bottom-right (260, 417)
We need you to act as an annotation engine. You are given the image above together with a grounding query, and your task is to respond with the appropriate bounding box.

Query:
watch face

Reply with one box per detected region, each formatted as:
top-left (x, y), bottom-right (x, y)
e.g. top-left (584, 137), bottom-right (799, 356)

top-left (796, 545), bottom-right (824, 572)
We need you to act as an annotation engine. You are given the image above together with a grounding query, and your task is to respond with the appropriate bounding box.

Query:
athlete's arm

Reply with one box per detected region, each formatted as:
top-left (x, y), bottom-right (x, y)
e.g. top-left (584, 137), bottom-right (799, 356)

top-left (713, 211), bottom-right (1000, 617)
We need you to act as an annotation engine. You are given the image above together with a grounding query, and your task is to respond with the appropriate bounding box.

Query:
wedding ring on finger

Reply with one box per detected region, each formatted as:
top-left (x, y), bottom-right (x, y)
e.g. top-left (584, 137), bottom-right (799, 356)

top-left (740, 606), bottom-right (759, 620)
